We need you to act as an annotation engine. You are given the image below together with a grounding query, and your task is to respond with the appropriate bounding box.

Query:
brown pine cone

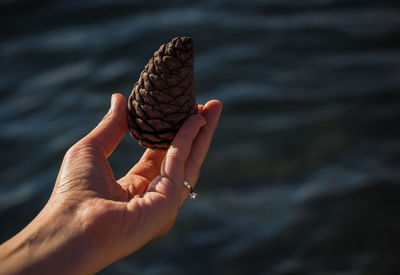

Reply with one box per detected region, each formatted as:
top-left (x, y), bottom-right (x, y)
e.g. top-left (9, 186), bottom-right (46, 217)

top-left (127, 36), bottom-right (197, 150)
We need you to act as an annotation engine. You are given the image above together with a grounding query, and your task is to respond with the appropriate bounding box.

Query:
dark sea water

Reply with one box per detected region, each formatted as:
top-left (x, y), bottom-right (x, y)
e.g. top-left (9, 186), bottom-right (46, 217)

top-left (1, 0), bottom-right (400, 274)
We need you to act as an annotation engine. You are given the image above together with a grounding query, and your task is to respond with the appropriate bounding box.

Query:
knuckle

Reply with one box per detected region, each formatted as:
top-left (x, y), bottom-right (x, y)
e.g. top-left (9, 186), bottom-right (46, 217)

top-left (166, 150), bottom-right (184, 165)
top-left (178, 132), bottom-right (192, 143)
top-left (66, 142), bottom-right (86, 157)
top-left (102, 111), bottom-right (113, 122)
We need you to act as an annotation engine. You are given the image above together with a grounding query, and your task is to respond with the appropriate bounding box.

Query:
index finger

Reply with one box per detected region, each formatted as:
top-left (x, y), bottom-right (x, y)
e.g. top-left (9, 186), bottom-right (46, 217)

top-left (161, 114), bottom-right (206, 184)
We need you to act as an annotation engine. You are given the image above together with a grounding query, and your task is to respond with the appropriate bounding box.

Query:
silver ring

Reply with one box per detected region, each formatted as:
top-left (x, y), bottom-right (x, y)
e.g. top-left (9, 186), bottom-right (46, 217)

top-left (184, 180), bottom-right (197, 200)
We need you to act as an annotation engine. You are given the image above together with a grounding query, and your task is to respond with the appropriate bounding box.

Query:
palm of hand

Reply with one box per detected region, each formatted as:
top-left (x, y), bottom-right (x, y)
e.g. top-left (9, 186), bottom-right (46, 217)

top-left (52, 144), bottom-right (173, 258)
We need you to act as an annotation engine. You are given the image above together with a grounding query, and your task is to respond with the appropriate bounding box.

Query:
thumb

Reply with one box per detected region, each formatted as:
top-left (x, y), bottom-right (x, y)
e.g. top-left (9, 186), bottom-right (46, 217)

top-left (82, 93), bottom-right (128, 158)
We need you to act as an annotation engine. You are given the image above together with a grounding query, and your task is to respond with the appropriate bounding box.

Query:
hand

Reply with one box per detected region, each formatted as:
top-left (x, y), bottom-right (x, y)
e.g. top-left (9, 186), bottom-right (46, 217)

top-left (0, 93), bottom-right (222, 275)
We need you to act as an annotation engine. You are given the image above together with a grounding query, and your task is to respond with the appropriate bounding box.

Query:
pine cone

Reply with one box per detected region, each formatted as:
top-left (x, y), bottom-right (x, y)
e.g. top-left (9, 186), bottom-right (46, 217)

top-left (127, 36), bottom-right (197, 150)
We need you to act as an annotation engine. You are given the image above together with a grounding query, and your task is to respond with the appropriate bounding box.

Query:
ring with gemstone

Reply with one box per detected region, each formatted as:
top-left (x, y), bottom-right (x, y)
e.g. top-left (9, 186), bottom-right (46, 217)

top-left (184, 180), bottom-right (197, 200)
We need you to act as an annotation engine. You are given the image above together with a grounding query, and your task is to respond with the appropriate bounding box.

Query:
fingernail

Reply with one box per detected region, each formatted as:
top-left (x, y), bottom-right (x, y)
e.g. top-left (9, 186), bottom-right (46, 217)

top-left (111, 93), bottom-right (117, 107)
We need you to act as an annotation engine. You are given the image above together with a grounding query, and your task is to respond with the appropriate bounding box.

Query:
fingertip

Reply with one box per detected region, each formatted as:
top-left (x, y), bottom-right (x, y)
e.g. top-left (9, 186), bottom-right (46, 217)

top-left (201, 100), bottom-right (223, 125)
top-left (197, 104), bottom-right (204, 114)
top-left (206, 99), bottom-right (223, 113)
top-left (112, 93), bottom-right (127, 111)
top-left (82, 93), bottom-right (129, 158)
top-left (198, 100), bottom-right (223, 115)
top-left (107, 93), bottom-right (128, 126)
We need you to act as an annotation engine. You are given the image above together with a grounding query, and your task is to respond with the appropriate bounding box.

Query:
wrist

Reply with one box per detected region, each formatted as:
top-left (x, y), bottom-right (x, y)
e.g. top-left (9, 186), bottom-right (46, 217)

top-left (0, 203), bottom-right (94, 275)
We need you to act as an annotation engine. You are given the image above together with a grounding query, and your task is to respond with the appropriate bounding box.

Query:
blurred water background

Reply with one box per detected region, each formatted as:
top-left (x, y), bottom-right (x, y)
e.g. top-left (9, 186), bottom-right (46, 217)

top-left (1, 0), bottom-right (400, 274)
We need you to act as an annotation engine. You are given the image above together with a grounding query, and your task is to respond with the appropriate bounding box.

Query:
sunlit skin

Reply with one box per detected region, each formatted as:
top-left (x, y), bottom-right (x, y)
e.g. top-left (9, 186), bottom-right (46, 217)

top-left (0, 93), bottom-right (222, 275)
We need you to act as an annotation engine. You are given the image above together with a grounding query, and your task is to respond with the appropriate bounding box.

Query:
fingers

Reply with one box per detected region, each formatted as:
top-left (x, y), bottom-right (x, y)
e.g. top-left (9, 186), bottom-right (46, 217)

top-left (138, 149), bottom-right (167, 175)
top-left (124, 101), bottom-right (221, 205)
top-left (81, 93), bottom-right (128, 158)
top-left (161, 114), bottom-right (206, 184)
top-left (197, 104), bottom-right (204, 113)
top-left (121, 103), bottom-right (205, 188)
top-left (128, 149), bottom-right (167, 178)
top-left (184, 100), bottom-right (223, 186)
top-left (119, 149), bottom-right (167, 195)
top-left (158, 100), bottom-right (222, 204)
